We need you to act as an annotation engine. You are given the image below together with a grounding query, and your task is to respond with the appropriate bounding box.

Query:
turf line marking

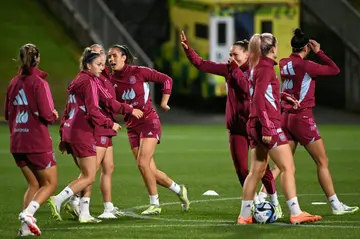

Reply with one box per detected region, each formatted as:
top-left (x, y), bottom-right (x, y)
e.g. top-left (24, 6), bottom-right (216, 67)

top-left (45, 192), bottom-right (360, 231)
top-left (45, 222), bottom-right (360, 231)
top-left (123, 192), bottom-right (360, 211)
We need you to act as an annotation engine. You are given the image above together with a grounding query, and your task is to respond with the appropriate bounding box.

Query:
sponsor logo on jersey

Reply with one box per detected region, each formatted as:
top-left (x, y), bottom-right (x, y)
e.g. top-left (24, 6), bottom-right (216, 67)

top-left (122, 88), bottom-right (136, 101)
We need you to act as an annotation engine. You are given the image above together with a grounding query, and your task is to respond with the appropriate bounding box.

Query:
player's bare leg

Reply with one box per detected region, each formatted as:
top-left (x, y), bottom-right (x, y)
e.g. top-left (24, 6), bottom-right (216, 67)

top-left (269, 144), bottom-right (321, 224)
top-left (132, 148), bottom-right (190, 211)
top-left (305, 139), bottom-right (358, 215)
top-left (137, 138), bottom-right (161, 215)
top-left (21, 167), bottom-right (40, 210)
top-left (48, 156), bottom-right (97, 221)
top-left (19, 165), bottom-right (58, 236)
top-left (98, 146), bottom-right (124, 218)
top-left (259, 140), bottom-right (297, 201)
top-left (238, 147), bottom-right (268, 224)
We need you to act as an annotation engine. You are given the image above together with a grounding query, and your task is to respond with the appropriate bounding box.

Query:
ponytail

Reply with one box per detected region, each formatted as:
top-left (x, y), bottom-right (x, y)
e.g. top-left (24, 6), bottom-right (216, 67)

top-left (248, 33), bottom-right (277, 69)
top-left (19, 43), bottom-right (39, 75)
top-left (249, 34), bottom-right (261, 69)
top-left (110, 44), bottom-right (137, 65)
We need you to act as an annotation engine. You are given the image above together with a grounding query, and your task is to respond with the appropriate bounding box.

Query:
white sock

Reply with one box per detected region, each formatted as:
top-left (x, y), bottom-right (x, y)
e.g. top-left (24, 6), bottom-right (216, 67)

top-left (149, 194), bottom-right (160, 206)
top-left (269, 192), bottom-right (279, 206)
top-left (69, 194), bottom-right (80, 204)
top-left (254, 193), bottom-right (261, 205)
top-left (169, 181), bottom-right (181, 194)
top-left (104, 202), bottom-right (114, 211)
top-left (258, 192), bottom-right (268, 202)
top-left (328, 194), bottom-right (342, 210)
top-left (287, 197), bottom-right (302, 216)
top-left (239, 200), bottom-right (253, 219)
top-left (54, 186), bottom-right (74, 208)
top-left (23, 201), bottom-right (40, 216)
top-left (80, 197), bottom-right (90, 217)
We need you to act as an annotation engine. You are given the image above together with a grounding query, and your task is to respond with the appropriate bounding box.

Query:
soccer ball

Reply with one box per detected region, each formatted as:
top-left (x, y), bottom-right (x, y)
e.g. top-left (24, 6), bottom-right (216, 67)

top-left (253, 201), bottom-right (277, 224)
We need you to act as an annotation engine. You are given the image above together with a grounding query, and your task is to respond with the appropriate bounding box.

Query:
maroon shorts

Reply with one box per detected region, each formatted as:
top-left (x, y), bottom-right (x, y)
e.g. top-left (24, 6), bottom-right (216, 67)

top-left (13, 151), bottom-right (56, 170)
top-left (247, 120), bottom-right (288, 150)
top-left (95, 136), bottom-right (113, 148)
top-left (282, 109), bottom-right (321, 146)
top-left (127, 119), bottom-right (162, 149)
top-left (64, 142), bottom-right (96, 158)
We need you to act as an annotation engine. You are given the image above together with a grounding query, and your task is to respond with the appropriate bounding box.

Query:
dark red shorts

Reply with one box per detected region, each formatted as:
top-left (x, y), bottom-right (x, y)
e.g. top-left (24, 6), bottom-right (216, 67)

top-left (282, 109), bottom-right (321, 146)
top-left (95, 136), bottom-right (113, 148)
top-left (247, 120), bottom-right (288, 150)
top-left (127, 119), bottom-right (162, 149)
top-left (13, 151), bottom-right (56, 170)
top-left (64, 142), bottom-right (96, 158)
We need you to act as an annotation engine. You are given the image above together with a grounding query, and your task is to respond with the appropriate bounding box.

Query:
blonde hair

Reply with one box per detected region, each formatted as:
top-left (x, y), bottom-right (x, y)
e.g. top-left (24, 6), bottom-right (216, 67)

top-left (248, 33), bottom-right (277, 69)
top-left (19, 44), bottom-right (39, 75)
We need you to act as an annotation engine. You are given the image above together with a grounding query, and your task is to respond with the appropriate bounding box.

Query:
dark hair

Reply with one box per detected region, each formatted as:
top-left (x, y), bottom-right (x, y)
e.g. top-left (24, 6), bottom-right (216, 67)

top-left (19, 43), bottom-right (40, 75)
top-left (249, 33), bottom-right (277, 69)
top-left (291, 28), bottom-right (309, 53)
top-left (79, 47), bottom-right (101, 70)
top-left (233, 39), bottom-right (249, 51)
top-left (110, 44), bottom-right (137, 65)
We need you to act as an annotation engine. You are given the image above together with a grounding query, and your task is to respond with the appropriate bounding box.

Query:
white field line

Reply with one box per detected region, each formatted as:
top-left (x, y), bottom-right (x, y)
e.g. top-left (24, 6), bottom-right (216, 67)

top-left (44, 192), bottom-right (360, 231)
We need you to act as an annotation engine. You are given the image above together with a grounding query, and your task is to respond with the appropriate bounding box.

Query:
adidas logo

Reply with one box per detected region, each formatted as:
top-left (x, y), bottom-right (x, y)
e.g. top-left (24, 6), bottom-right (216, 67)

top-left (13, 89), bottom-right (28, 105)
top-left (291, 202), bottom-right (297, 206)
top-left (148, 132), bottom-right (153, 136)
top-left (68, 94), bottom-right (76, 103)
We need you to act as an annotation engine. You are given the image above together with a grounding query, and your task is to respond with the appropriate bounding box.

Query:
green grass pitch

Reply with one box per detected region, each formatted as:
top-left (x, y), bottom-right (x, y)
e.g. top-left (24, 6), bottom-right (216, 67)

top-left (0, 124), bottom-right (360, 238)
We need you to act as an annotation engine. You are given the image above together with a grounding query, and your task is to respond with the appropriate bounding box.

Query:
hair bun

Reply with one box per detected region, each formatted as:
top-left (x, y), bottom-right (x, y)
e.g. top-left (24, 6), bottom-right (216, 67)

top-left (294, 28), bottom-right (304, 37)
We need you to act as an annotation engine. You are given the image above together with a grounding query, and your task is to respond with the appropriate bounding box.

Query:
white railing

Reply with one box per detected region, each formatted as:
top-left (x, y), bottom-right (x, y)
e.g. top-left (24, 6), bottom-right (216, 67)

top-left (302, 0), bottom-right (360, 58)
top-left (62, 0), bottom-right (153, 68)
top-left (61, 0), bottom-right (156, 108)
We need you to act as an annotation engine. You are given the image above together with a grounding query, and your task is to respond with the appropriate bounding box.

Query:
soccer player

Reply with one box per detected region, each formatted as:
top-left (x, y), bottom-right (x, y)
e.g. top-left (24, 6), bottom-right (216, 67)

top-left (258, 28), bottom-right (359, 215)
top-left (6, 44), bottom-right (59, 236)
top-left (108, 44), bottom-right (190, 215)
top-left (63, 44), bottom-right (124, 219)
top-left (237, 33), bottom-right (322, 224)
top-left (180, 31), bottom-right (283, 217)
top-left (48, 48), bottom-right (138, 223)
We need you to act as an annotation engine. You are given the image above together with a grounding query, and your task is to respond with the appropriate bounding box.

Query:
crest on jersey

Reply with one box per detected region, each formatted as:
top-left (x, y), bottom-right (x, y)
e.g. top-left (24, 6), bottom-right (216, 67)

top-left (129, 76), bottom-right (136, 84)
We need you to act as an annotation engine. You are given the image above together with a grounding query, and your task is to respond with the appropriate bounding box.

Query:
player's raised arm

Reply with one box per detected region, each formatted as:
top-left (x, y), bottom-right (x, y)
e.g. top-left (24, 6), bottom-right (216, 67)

top-left (305, 40), bottom-right (340, 77)
top-left (181, 30), bottom-right (228, 76)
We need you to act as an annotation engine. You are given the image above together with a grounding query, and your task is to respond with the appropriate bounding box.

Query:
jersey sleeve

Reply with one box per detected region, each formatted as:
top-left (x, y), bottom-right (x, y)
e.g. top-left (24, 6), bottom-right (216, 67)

top-left (140, 67), bottom-right (172, 94)
top-left (34, 79), bottom-right (57, 125)
top-left (83, 79), bottom-right (114, 128)
top-left (228, 62), bottom-right (248, 93)
top-left (184, 47), bottom-right (228, 76)
top-left (95, 79), bottom-right (133, 115)
top-left (304, 50), bottom-right (340, 78)
top-left (254, 70), bottom-right (275, 136)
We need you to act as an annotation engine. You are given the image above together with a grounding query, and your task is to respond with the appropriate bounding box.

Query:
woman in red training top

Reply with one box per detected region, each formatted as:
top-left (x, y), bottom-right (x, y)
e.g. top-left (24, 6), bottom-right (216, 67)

top-left (48, 48), bottom-right (137, 223)
top-left (259, 29), bottom-right (358, 215)
top-left (180, 31), bottom-right (285, 216)
top-left (63, 44), bottom-right (129, 220)
top-left (237, 33), bottom-right (322, 225)
top-left (108, 45), bottom-right (190, 215)
top-left (5, 44), bottom-right (59, 236)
